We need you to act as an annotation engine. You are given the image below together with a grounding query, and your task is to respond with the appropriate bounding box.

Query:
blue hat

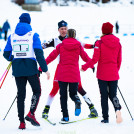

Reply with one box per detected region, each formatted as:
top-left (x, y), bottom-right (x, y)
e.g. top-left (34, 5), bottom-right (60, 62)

top-left (58, 20), bottom-right (67, 29)
top-left (19, 13), bottom-right (31, 24)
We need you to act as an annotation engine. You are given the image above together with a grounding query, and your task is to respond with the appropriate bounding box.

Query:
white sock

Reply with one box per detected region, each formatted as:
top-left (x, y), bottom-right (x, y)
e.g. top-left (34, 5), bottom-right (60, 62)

top-left (46, 95), bottom-right (54, 106)
top-left (83, 94), bottom-right (92, 105)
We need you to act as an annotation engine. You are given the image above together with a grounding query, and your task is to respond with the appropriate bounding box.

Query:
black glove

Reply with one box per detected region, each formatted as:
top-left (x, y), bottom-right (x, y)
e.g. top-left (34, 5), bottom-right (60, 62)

top-left (92, 67), bottom-right (95, 73)
top-left (93, 40), bottom-right (98, 48)
top-left (38, 70), bottom-right (42, 77)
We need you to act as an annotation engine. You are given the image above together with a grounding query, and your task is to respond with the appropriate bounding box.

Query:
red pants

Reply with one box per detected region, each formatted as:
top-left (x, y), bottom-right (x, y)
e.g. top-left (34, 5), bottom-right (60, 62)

top-left (49, 65), bottom-right (86, 97)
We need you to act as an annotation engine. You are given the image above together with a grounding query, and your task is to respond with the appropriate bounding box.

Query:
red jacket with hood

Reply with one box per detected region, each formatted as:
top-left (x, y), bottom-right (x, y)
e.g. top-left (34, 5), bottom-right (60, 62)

top-left (82, 34), bottom-right (122, 81)
top-left (46, 37), bottom-right (93, 83)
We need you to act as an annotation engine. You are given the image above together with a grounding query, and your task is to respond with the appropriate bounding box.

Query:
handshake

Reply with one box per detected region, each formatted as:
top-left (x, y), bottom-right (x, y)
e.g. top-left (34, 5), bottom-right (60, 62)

top-left (81, 67), bottom-right (95, 73)
top-left (38, 67), bottom-right (50, 80)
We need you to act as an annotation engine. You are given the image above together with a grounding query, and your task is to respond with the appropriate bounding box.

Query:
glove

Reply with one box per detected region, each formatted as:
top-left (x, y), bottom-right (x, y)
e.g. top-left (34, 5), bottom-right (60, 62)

top-left (38, 67), bottom-right (42, 77)
top-left (42, 43), bottom-right (47, 49)
top-left (92, 67), bottom-right (95, 73)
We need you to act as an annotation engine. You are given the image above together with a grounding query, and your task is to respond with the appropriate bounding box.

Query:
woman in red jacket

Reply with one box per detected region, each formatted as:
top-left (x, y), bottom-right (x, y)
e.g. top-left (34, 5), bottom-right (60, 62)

top-left (45, 29), bottom-right (93, 122)
top-left (82, 22), bottom-right (123, 124)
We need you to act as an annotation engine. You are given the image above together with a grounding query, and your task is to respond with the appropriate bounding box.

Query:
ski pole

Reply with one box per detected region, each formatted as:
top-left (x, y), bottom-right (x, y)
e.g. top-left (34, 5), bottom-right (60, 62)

top-left (0, 62), bottom-right (12, 81)
top-left (117, 86), bottom-right (134, 121)
top-left (3, 95), bottom-right (17, 120)
top-left (0, 62), bottom-right (12, 89)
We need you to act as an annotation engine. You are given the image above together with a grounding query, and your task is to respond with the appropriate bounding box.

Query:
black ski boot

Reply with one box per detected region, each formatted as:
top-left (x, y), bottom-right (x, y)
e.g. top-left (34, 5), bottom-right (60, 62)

top-left (42, 105), bottom-right (50, 119)
top-left (75, 99), bottom-right (81, 116)
top-left (88, 104), bottom-right (98, 118)
top-left (101, 119), bottom-right (109, 123)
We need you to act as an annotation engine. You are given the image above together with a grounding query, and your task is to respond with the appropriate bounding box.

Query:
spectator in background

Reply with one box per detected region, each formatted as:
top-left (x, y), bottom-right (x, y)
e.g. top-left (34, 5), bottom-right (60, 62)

top-left (2, 20), bottom-right (10, 41)
top-left (115, 21), bottom-right (119, 34)
top-left (0, 26), bottom-right (2, 39)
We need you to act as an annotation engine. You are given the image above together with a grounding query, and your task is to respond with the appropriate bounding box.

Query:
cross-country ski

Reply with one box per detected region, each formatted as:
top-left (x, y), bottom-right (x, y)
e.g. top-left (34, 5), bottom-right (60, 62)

top-left (59, 117), bottom-right (98, 124)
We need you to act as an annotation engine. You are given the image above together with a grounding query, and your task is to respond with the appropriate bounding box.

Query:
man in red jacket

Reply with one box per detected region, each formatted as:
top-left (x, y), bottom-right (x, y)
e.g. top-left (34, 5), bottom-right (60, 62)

top-left (81, 22), bottom-right (123, 124)
top-left (41, 20), bottom-right (98, 119)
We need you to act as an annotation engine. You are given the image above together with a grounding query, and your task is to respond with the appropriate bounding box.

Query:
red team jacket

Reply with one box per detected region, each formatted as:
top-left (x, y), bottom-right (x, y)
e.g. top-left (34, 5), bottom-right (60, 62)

top-left (45, 37), bottom-right (93, 83)
top-left (82, 34), bottom-right (122, 81)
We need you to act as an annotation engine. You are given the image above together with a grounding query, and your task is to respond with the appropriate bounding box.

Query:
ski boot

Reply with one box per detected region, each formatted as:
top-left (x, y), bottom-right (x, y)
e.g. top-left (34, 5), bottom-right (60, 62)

top-left (101, 119), bottom-right (109, 123)
top-left (116, 110), bottom-right (123, 124)
top-left (25, 112), bottom-right (40, 126)
top-left (75, 99), bottom-right (81, 116)
top-left (60, 117), bottom-right (69, 123)
top-left (19, 122), bottom-right (26, 130)
top-left (88, 105), bottom-right (98, 118)
top-left (42, 105), bottom-right (50, 119)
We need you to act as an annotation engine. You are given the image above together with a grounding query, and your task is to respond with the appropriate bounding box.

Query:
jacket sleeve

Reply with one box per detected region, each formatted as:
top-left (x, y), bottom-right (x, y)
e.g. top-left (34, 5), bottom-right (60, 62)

top-left (83, 44), bottom-right (94, 49)
top-left (91, 40), bottom-right (101, 64)
top-left (33, 33), bottom-right (48, 72)
top-left (117, 43), bottom-right (122, 70)
top-left (45, 43), bottom-right (61, 65)
top-left (3, 35), bottom-right (14, 61)
top-left (81, 40), bottom-right (101, 71)
top-left (42, 39), bottom-right (55, 49)
top-left (80, 45), bottom-right (94, 70)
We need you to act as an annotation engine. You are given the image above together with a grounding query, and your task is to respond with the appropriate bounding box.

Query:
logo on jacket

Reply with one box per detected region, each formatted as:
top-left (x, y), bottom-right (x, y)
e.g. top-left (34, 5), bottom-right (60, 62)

top-left (13, 39), bottom-right (29, 42)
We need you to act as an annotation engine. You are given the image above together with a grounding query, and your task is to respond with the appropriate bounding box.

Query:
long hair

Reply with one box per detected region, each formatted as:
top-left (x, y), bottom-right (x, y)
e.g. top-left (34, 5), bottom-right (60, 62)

top-left (67, 29), bottom-right (76, 38)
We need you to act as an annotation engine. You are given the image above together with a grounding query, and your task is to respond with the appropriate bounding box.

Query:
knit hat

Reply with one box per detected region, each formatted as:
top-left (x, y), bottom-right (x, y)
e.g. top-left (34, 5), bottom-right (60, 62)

top-left (67, 29), bottom-right (76, 38)
top-left (19, 13), bottom-right (31, 24)
top-left (102, 22), bottom-right (113, 34)
top-left (58, 20), bottom-right (68, 29)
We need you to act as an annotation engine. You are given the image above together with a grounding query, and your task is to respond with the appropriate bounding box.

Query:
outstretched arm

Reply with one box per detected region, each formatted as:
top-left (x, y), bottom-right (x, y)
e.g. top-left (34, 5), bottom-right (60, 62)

top-left (81, 40), bottom-right (101, 71)
top-left (45, 43), bottom-right (61, 65)
top-left (80, 45), bottom-right (94, 70)
top-left (42, 39), bottom-right (55, 49)
top-left (83, 43), bottom-right (94, 49)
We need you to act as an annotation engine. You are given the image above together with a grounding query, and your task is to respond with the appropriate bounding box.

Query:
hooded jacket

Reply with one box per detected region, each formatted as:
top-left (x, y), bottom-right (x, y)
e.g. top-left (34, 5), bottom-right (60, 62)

top-left (82, 34), bottom-right (122, 81)
top-left (3, 23), bottom-right (48, 77)
top-left (46, 37), bottom-right (93, 83)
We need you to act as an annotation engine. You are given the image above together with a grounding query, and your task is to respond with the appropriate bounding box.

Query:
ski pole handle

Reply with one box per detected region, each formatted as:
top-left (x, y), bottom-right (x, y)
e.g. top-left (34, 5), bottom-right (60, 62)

top-left (0, 62), bottom-right (12, 89)
top-left (0, 70), bottom-right (7, 82)
top-left (0, 62), bottom-right (12, 81)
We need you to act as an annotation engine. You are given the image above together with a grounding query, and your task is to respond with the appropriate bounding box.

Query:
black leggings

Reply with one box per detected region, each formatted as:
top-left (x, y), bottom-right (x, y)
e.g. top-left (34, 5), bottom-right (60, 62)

top-left (98, 79), bottom-right (121, 120)
top-left (58, 81), bottom-right (80, 118)
top-left (15, 74), bottom-right (41, 122)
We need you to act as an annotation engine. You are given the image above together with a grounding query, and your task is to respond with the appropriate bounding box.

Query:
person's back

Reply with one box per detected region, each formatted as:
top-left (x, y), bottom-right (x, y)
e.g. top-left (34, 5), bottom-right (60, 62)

top-left (3, 13), bottom-right (50, 129)
top-left (82, 22), bottom-right (122, 124)
top-left (96, 34), bottom-right (121, 81)
top-left (57, 37), bottom-right (82, 83)
top-left (47, 29), bottom-right (93, 83)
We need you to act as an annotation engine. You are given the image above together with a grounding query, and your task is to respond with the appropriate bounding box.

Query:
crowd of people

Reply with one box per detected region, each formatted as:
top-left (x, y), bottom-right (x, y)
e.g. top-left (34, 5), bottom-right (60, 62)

top-left (3, 13), bottom-right (123, 130)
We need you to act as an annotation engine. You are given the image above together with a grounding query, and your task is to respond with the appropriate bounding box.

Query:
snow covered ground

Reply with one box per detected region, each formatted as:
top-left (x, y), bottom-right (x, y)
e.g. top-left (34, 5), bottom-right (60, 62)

top-left (0, 0), bottom-right (134, 134)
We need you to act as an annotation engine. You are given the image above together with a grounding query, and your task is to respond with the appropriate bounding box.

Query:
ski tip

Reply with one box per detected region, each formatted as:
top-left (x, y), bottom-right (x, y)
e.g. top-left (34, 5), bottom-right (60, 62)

top-left (3, 119), bottom-right (5, 121)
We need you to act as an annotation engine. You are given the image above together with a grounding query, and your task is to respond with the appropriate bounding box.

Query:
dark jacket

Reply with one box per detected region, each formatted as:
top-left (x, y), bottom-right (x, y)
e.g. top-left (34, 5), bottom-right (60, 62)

top-left (3, 22), bottom-right (48, 77)
top-left (2, 21), bottom-right (10, 32)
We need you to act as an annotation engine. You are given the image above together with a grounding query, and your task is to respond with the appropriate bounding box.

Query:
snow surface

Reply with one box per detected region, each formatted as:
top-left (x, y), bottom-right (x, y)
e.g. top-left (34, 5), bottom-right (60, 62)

top-left (0, 0), bottom-right (134, 134)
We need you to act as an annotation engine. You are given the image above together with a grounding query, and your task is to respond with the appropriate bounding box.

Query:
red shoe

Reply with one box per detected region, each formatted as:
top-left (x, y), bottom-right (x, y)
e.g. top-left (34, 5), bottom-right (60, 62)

top-left (25, 112), bottom-right (40, 126)
top-left (19, 122), bottom-right (26, 130)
